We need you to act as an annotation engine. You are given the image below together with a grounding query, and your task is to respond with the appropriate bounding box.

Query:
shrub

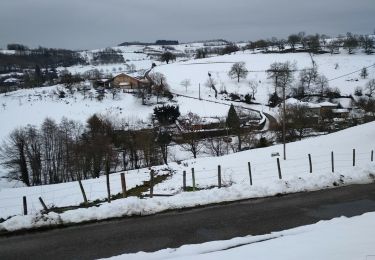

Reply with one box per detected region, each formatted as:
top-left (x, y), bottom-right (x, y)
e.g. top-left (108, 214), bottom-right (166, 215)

top-left (244, 94), bottom-right (252, 104)
top-left (229, 93), bottom-right (240, 101)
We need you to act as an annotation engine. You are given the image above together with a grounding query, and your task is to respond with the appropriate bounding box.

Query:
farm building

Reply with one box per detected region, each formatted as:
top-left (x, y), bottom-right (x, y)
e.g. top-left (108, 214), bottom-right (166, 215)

top-left (94, 73), bottom-right (150, 90)
top-left (112, 73), bottom-right (149, 89)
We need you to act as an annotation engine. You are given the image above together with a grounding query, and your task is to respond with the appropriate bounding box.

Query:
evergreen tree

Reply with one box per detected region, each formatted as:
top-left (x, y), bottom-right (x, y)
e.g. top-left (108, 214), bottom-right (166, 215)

top-left (226, 104), bottom-right (242, 151)
top-left (226, 104), bottom-right (240, 128)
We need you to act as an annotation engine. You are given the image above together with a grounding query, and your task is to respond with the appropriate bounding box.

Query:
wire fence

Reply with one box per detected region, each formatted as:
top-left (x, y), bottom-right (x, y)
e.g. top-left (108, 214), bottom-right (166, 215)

top-left (0, 148), bottom-right (374, 219)
top-left (180, 149), bottom-right (375, 191)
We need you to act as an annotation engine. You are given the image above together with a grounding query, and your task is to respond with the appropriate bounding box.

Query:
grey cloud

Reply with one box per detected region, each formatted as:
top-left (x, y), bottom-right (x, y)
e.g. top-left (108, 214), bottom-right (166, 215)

top-left (0, 0), bottom-right (374, 49)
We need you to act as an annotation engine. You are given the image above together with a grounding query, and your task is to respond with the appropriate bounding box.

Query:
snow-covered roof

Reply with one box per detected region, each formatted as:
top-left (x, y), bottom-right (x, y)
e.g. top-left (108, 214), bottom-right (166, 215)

top-left (4, 78), bottom-right (19, 83)
top-left (97, 78), bottom-right (111, 82)
top-left (319, 101), bottom-right (338, 107)
top-left (332, 109), bottom-right (350, 113)
top-left (284, 98), bottom-right (321, 109)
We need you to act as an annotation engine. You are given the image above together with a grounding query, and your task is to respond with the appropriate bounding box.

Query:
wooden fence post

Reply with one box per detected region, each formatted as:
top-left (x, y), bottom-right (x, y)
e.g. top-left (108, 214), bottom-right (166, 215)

top-left (120, 172), bottom-right (127, 198)
top-left (218, 165), bottom-right (222, 188)
top-left (39, 197), bottom-right (48, 212)
top-left (353, 149), bottom-right (356, 167)
top-left (371, 150), bottom-right (373, 162)
top-left (248, 162), bottom-right (253, 186)
top-left (331, 151), bottom-right (334, 173)
top-left (150, 169), bottom-right (154, 198)
top-left (78, 179), bottom-right (88, 205)
top-left (106, 160), bottom-right (111, 203)
top-left (277, 158), bottom-right (282, 179)
top-left (308, 154), bottom-right (312, 174)
top-left (23, 196), bottom-right (27, 215)
top-left (183, 171), bottom-right (187, 191)
top-left (192, 168), bottom-right (196, 191)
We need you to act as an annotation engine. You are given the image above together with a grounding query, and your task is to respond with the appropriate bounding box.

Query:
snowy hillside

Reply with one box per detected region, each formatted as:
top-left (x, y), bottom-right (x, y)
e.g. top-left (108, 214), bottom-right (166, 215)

top-left (155, 51), bottom-right (375, 104)
top-left (0, 121), bottom-right (374, 231)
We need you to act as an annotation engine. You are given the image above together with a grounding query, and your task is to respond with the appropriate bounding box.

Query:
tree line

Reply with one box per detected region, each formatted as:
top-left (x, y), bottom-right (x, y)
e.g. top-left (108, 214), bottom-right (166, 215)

top-left (0, 103), bottom-right (268, 186)
top-left (91, 48), bottom-right (125, 65)
top-left (0, 114), bottom-right (173, 186)
top-left (0, 46), bottom-right (86, 73)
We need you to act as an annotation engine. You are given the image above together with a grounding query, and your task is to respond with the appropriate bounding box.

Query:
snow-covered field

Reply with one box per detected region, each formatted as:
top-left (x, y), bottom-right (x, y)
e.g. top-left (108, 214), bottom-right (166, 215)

top-left (1, 121), bottom-right (374, 232)
top-left (156, 51), bottom-right (375, 104)
top-left (105, 212), bottom-right (375, 260)
top-left (0, 85), bottom-right (240, 181)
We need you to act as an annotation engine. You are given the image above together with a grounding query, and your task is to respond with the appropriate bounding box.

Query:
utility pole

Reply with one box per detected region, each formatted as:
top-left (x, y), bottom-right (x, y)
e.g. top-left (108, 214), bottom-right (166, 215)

top-left (268, 62), bottom-right (294, 161)
top-left (199, 83), bottom-right (201, 100)
top-left (282, 85), bottom-right (286, 160)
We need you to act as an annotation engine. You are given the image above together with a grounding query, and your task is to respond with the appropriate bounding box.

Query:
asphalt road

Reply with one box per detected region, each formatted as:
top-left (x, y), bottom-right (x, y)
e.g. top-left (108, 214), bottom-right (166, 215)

top-left (1, 183), bottom-right (375, 260)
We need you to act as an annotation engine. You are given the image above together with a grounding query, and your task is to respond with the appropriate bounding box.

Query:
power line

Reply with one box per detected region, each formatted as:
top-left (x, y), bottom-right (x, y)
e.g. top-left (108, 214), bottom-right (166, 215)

top-left (327, 63), bottom-right (375, 82)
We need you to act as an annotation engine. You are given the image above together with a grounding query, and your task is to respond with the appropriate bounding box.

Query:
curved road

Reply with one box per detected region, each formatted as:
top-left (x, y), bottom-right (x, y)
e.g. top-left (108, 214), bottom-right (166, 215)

top-left (1, 183), bottom-right (375, 260)
top-left (171, 92), bottom-right (277, 131)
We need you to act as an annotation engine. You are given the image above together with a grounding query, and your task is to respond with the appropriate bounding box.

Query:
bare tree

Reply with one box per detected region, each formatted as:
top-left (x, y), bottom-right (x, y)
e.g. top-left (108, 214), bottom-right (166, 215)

top-left (149, 72), bottom-right (169, 103)
top-left (205, 76), bottom-right (218, 98)
top-left (281, 104), bottom-right (312, 141)
top-left (359, 35), bottom-right (374, 55)
top-left (267, 61), bottom-right (296, 94)
top-left (204, 137), bottom-right (226, 157)
top-left (179, 112), bottom-right (204, 159)
top-left (299, 67), bottom-right (319, 92)
top-left (326, 39), bottom-right (341, 54)
top-left (129, 63), bottom-right (137, 73)
top-left (241, 130), bottom-right (258, 149)
top-left (110, 87), bottom-right (119, 100)
top-left (366, 79), bottom-right (375, 97)
top-left (149, 72), bottom-right (166, 86)
top-left (248, 80), bottom-right (258, 100)
top-left (157, 131), bottom-right (172, 164)
top-left (343, 32), bottom-right (359, 54)
top-left (0, 128), bottom-right (30, 186)
top-left (315, 75), bottom-right (329, 96)
top-left (287, 34), bottom-right (300, 52)
top-left (228, 62), bottom-right (248, 83)
top-left (180, 79), bottom-right (191, 93)
top-left (360, 67), bottom-right (369, 79)
top-left (25, 125), bottom-right (42, 185)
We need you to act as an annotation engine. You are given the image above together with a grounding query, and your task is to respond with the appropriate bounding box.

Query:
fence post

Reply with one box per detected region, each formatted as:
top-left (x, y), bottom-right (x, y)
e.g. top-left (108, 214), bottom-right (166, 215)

top-left (183, 171), bottom-right (187, 191)
top-left (150, 169), bottom-right (154, 198)
top-left (78, 179), bottom-right (88, 205)
top-left (106, 160), bottom-right (111, 203)
top-left (39, 197), bottom-right (48, 212)
top-left (308, 154), bottom-right (312, 173)
top-left (120, 172), bottom-right (127, 198)
top-left (23, 196), bottom-right (27, 215)
top-left (331, 151), bottom-right (334, 173)
top-left (353, 149), bottom-right (356, 167)
top-left (248, 162), bottom-right (253, 186)
top-left (277, 158), bottom-right (282, 179)
top-left (192, 168), bottom-right (196, 191)
top-left (218, 165), bottom-right (222, 188)
top-left (371, 150), bottom-right (374, 162)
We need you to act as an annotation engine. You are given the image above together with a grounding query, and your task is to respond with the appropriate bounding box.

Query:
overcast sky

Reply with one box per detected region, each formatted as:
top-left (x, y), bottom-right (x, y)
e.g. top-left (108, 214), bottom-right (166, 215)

top-left (0, 0), bottom-right (374, 50)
